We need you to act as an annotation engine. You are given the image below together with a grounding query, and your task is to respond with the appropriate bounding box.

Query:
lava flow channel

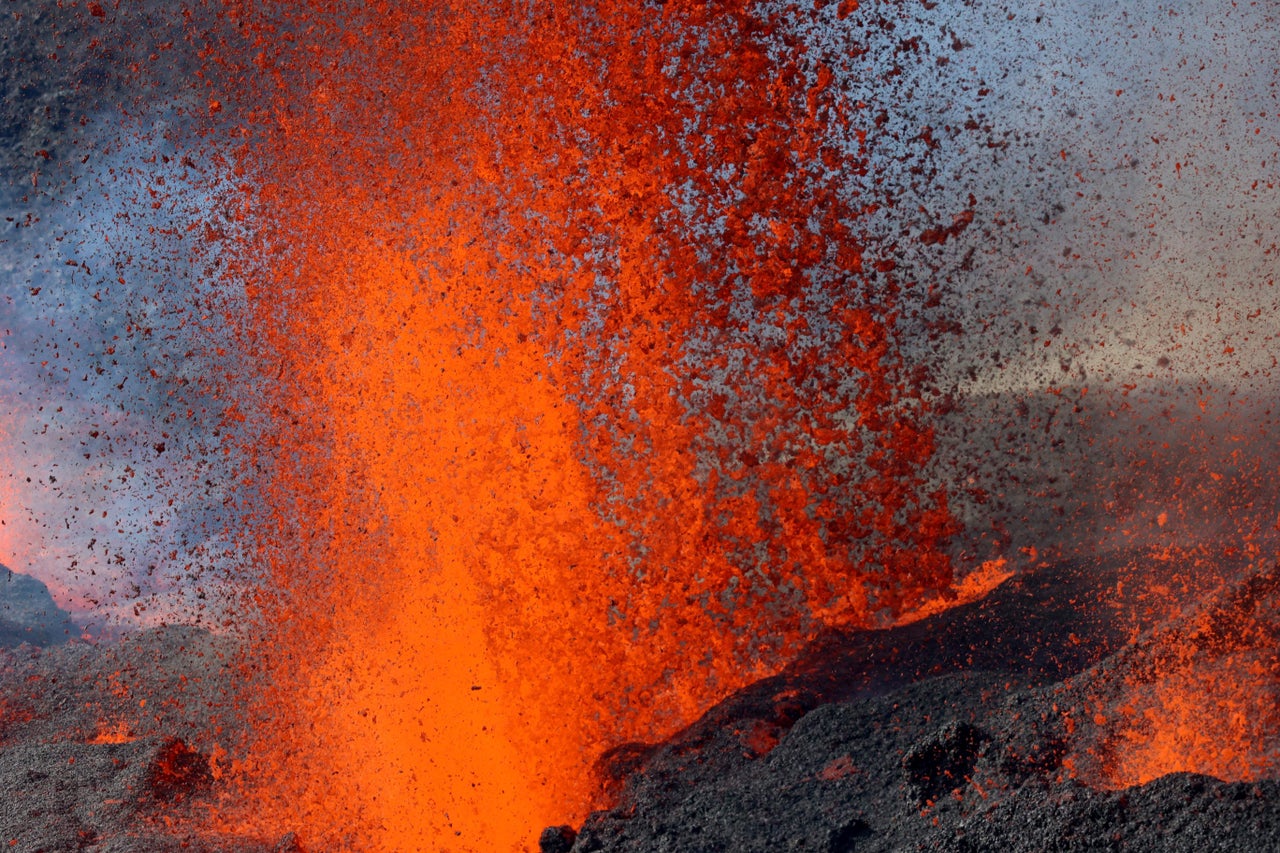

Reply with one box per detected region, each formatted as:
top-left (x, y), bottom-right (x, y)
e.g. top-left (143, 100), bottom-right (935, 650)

top-left (213, 0), bottom-right (957, 849)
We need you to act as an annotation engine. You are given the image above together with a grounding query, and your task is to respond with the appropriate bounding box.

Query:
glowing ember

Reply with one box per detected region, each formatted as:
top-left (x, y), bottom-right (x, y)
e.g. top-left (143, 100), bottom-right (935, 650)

top-left (87, 720), bottom-right (136, 745)
top-left (1083, 560), bottom-right (1280, 789)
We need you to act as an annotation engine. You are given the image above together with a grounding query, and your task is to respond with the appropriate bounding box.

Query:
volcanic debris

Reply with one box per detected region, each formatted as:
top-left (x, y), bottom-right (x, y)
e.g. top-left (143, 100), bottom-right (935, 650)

top-left (550, 553), bottom-right (1280, 852)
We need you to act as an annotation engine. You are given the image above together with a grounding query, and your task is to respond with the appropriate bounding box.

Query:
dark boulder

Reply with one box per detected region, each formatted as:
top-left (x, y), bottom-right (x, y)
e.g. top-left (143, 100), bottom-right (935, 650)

top-left (539, 824), bottom-right (578, 853)
top-left (902, 721), bottom-right (989, 806)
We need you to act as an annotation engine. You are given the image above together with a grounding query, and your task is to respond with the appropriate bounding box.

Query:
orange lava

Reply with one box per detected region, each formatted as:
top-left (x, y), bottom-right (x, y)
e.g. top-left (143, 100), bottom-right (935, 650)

top-left (895, 558), bottom-right (1015, 626)
top-left (212, 1), bottom-right (958, 849)
top-left (88, 721), bottom-right (137, 745)
top-left (1085, 553), bottom-right (1280, 790)
top-left (1105, 651), bottom-right (1280, 787)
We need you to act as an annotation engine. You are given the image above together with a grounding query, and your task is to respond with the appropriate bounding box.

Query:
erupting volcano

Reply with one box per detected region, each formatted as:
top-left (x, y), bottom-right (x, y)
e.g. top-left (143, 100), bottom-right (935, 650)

top-left (2, 0), bottom-right (1280, 850)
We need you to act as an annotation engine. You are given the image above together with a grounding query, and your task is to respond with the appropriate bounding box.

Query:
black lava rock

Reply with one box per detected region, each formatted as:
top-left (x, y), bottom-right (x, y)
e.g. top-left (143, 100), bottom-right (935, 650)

top-left (540, 824), bottom-right (578, 853)
top-left (903, 721), bottom-right (989, 805)
top-left (557, 556), bottom-right (1280, 852)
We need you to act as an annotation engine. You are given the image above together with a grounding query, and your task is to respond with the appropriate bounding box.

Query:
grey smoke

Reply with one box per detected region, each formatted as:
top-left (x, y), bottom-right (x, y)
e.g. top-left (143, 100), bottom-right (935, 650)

top-left (1, 102), bottom-right (251, 631)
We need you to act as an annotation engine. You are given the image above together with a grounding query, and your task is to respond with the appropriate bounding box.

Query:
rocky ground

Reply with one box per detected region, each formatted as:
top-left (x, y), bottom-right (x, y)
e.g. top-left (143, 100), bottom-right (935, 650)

top-left (0, 569), bottom-right (308, 852)
top-left (5, 546), bottom-right (1280, 852)
top-left (545, 551), bottom-right (1280, 852)
top-left (0, 2), bottom-right (286, 849)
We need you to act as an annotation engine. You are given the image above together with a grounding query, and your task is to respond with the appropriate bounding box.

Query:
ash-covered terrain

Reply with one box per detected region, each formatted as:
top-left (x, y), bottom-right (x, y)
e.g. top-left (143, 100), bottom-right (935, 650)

top-left (547, 550), bottom-right (1280, 852)
top-left (5, 545), bottom-right (1280, 852)
top-left (0, 568), bottom-right (307, 853)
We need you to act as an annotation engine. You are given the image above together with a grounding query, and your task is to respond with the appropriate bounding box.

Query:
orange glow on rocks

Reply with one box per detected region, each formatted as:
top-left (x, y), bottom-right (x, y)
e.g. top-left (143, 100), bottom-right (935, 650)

top-left (1063, 552), bottom-right (1280, 792)
top-left (212, 1), bottom-right (959, 848)
top-left (88, 720), bottom-right (137, 745)
top-left (895, 558), bottom-right (1013, 626)
top-left (1113, 563), bottom-right (1280, 786)
top-left (1106, 653), bottom-right (1280, 788)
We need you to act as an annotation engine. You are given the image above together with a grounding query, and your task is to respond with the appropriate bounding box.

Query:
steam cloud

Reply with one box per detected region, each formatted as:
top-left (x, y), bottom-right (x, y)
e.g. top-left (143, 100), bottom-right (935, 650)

top-left (1, 99), bottom-right (248, 630)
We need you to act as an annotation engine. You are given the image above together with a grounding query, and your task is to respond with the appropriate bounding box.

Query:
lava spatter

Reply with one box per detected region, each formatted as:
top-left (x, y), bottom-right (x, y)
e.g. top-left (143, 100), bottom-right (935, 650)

top-left (214, 1), bottom-right (959, 849)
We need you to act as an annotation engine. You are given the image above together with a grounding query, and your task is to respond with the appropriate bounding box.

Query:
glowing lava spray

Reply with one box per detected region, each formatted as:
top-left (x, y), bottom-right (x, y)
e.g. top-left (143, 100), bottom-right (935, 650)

top-left (218, 1), bottom-right (956, 848)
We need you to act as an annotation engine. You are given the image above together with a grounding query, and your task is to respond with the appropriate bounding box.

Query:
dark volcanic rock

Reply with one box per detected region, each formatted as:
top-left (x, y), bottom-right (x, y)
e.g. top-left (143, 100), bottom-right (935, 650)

top-left (540, 824), bottom-right (578, 853)
top-left (0, 624), bottom-right (290, 852)
top-left (562, 554), bottom-right (1280, 852)
top-left (921, 774), bottom-right (1280, 852)
top-left (0, 568), bottom-right (77, 647)
top-left (0, 736), bottom-right (217, 851)
top-left (573, 674), bottom-right (1010, 853)
top-left (903, 721), bottom-right (989, 806)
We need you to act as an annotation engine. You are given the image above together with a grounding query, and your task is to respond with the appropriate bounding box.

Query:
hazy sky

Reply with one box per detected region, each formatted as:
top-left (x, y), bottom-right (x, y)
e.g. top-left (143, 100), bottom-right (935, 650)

top-left (1, 102), bottom-right (250, 628)
top-left (863, 0), bottom-right (1280, 391)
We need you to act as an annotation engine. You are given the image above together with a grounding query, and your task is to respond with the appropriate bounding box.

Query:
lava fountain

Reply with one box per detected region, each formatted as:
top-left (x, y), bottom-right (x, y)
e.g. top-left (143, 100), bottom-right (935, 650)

top-left (214, 0), bottom-right (959, 848)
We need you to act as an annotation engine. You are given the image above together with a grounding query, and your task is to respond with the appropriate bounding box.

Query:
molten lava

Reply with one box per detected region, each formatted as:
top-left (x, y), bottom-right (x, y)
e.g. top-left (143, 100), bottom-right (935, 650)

top-left (215, 1), bottom-right (958, 848)
top-left (4, 0), bottom-right (1280, 849)
top-left (1091, 554), bottom-right (1280, 790)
